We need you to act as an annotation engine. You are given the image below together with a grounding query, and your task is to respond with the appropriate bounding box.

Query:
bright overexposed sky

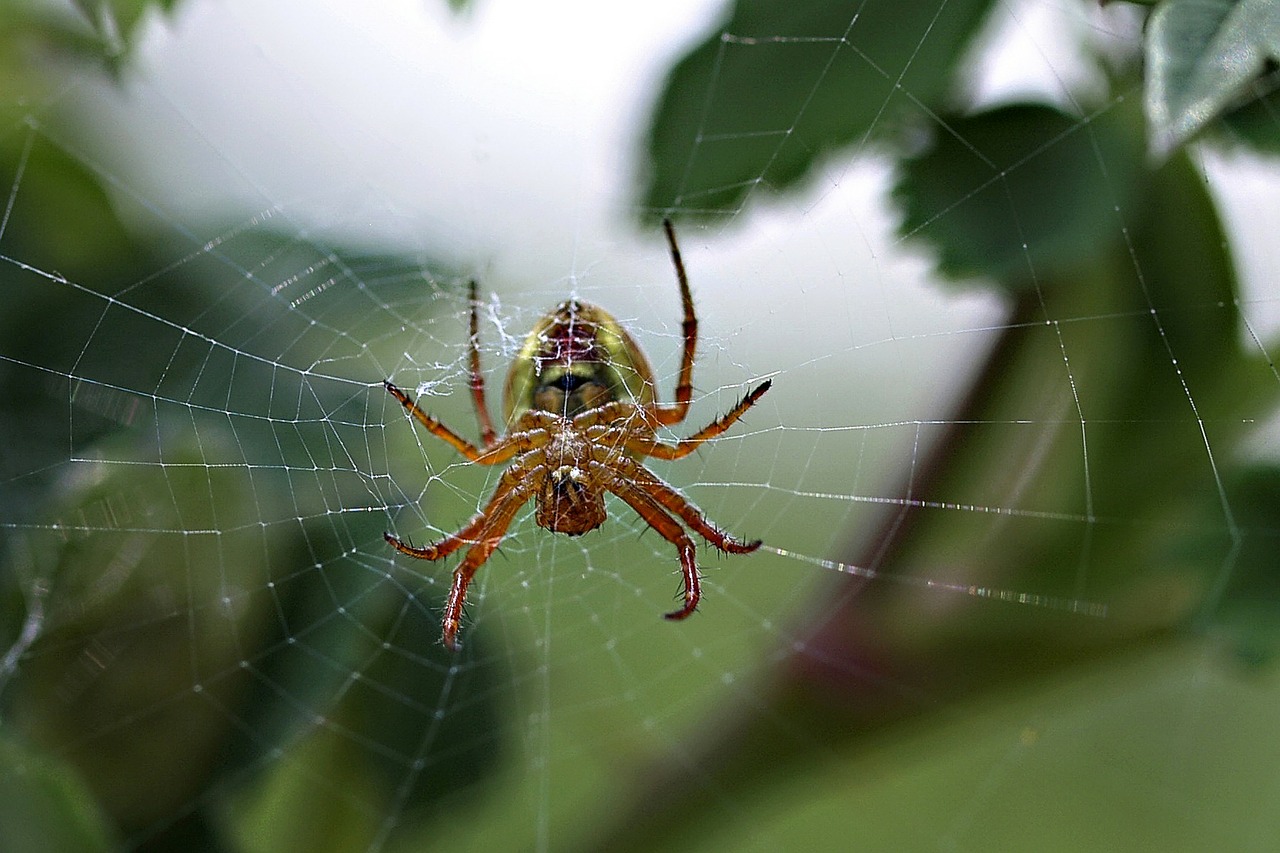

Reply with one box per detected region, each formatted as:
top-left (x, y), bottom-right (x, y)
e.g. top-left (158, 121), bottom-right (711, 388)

top-left (49, 0), bottom-right (1280, 413)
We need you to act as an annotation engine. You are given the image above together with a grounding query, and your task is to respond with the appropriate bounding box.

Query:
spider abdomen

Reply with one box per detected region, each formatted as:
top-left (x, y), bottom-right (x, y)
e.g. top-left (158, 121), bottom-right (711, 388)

top-left (533, 425), bottom-right (609, 535)
top-left (537, 463), bottom-right (607, 535)
top-left (504, 301), bottom-right (657, 422)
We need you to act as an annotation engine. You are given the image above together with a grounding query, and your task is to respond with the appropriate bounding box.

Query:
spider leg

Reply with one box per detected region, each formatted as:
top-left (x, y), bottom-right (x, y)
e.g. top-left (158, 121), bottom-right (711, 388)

top-left (467, 280), bottom-right (499, 448)
top-left (387, 455), bottom-right (544, 649)
top-left (606, 455), bottom-right (762, 554)
top-left (651, 218), bottom-right (697, 427)
top-left (385, 511), bottom-right (486, 562)
top-left (440, 465), bottom-right (543, 649)
top-left (384, 449), bottom-right (544, 560)
top-left (628, 379), bottom-right (771, 461)
top-left (604, 472), bottom-right (702, 621)
top-left (385, 380), bottom-right (528, 465)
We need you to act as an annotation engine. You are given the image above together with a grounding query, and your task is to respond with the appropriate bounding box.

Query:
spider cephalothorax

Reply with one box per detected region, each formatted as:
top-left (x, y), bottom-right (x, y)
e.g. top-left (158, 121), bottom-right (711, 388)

top-left (385, 220), bottom-right (771, 649)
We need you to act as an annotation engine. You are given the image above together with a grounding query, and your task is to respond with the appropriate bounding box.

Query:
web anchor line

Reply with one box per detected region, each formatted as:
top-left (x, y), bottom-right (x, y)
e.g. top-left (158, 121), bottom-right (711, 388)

top-left (765, 546), bottom-right (1109, 618)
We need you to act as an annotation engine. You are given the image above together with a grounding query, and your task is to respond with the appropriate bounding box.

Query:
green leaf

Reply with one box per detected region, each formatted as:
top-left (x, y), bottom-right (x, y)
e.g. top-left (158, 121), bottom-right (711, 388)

top-left (0, 732), bottom-right (115, 853)
top-left (640, 0), bottom-right (997, 220)
top-left (4, 428), bottom-right (292, 836)
top-left (892, 102), bottom-right (1145, 288)
top-left (70, 0), bottom-right (179, 60)
top-left (227, 728), bottom-right (384, 853)
top-left (879, 149), bottom-right (1258, 650)
top-left (1176, 465), bottom-right (1280, 666)
top-left (1145, 0), bottom-right (1280, 157)
top-left (1219, 79), bottom-right (1280, 154)
top-left (0, 0), bottom-right (179, 87)
top-left (580, 147), bottom-right (1274, 853)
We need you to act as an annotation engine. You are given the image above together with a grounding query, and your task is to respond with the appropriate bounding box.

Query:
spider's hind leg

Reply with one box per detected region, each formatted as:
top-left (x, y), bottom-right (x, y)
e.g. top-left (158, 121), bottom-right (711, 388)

top-left (605, 473), bottom-right (703, 621)
top-left (611, 455), bottom-right (762, 555)
top-left (437, 461), bottom-right (542, 649)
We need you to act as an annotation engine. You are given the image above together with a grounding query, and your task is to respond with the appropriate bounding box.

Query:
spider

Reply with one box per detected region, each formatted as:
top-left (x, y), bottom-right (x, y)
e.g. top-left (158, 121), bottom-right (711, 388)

top-left (385, 220), bottom-right (771, 649)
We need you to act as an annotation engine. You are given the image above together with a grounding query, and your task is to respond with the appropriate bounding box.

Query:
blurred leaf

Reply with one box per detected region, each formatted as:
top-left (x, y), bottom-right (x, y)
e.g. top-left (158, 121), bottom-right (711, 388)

top-left (671, 639), bottom-right (1280, 852)
top-left (1177, 465), bottom-right (1280, 666)
top-left (893, 102), bottom-right (1145, 288)
top-left (641, 0), bottom-right (997, 219)
top-left (221, 517), bottom-right (507, 846)
top-left (0, 129), bottom-right (138, 280)
top-left (0, 731), bottom-right (115, 853)
top-left (229, 727), bottom-right (384, 853)
top-left (1146, 0), bottom-right (1280, 157)
top-left (0, 0), bottom-right (177, 96)
top-left (1218, 79), bottom-right (1280, 154)
top-left (71, 0), bottom-right (180, 30)
top-left (70, 0), bottom-right (179, 68)
top-left (796, 147), bottom-right (1257, 697)
top-left (0, 6), bottom-right (96, 113)
top-left (580, 141), bottom-right (1273, 851)
top-left (879, 148), bottom-right (1259, 644)
top-left (4, 428), bottom-right (289, 836)
top-left (0, 133), bottom-right (158, 539)
top-left (0, 113), bottom-right (506, 847)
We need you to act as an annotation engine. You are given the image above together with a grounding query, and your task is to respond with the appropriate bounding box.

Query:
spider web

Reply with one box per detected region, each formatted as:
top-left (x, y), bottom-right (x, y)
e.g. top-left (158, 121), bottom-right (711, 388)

top-left (2, 1), bottom-right (1279, 851)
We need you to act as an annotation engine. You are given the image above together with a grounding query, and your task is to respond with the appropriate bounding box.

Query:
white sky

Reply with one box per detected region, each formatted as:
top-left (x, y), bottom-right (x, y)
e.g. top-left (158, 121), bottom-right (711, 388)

top-left (53, 0), bottom-right (1280, 401)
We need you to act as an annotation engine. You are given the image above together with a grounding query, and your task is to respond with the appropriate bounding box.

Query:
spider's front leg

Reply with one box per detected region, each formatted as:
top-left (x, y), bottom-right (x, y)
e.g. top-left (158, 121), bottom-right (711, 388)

top-left (385, 380), bottom-right (528, 466)
top-left (626, 379), bottom-right (772, 461)
top-left (652, 219), bottom-right (698, 427)
top-left (465, 280), bottom-right (499, 448)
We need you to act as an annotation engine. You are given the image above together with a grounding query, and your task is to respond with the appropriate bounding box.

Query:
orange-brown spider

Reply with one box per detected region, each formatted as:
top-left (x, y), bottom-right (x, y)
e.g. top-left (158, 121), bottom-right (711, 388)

top-left (385, 220), bottom-right (771, 649)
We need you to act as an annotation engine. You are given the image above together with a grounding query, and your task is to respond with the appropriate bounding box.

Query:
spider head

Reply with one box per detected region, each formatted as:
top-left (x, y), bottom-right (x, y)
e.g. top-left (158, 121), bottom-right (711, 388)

top-left (536, 464), bottom-right (606, 535)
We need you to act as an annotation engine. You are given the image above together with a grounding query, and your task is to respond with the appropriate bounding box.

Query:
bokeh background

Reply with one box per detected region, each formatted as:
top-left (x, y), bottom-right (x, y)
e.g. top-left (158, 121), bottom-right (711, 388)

top-left (2, 1), bottom-right (1279, 850)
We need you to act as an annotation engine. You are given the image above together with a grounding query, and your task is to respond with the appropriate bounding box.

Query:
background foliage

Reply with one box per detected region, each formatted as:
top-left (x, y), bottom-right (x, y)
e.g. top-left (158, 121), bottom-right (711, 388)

top-left (2, 1), bottom-right (1278, 850)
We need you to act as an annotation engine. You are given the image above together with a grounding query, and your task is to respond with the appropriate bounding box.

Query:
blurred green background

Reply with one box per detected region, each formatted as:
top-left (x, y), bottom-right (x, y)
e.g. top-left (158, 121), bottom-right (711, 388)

top-left (2, 1), bottom-right (1280, 851)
